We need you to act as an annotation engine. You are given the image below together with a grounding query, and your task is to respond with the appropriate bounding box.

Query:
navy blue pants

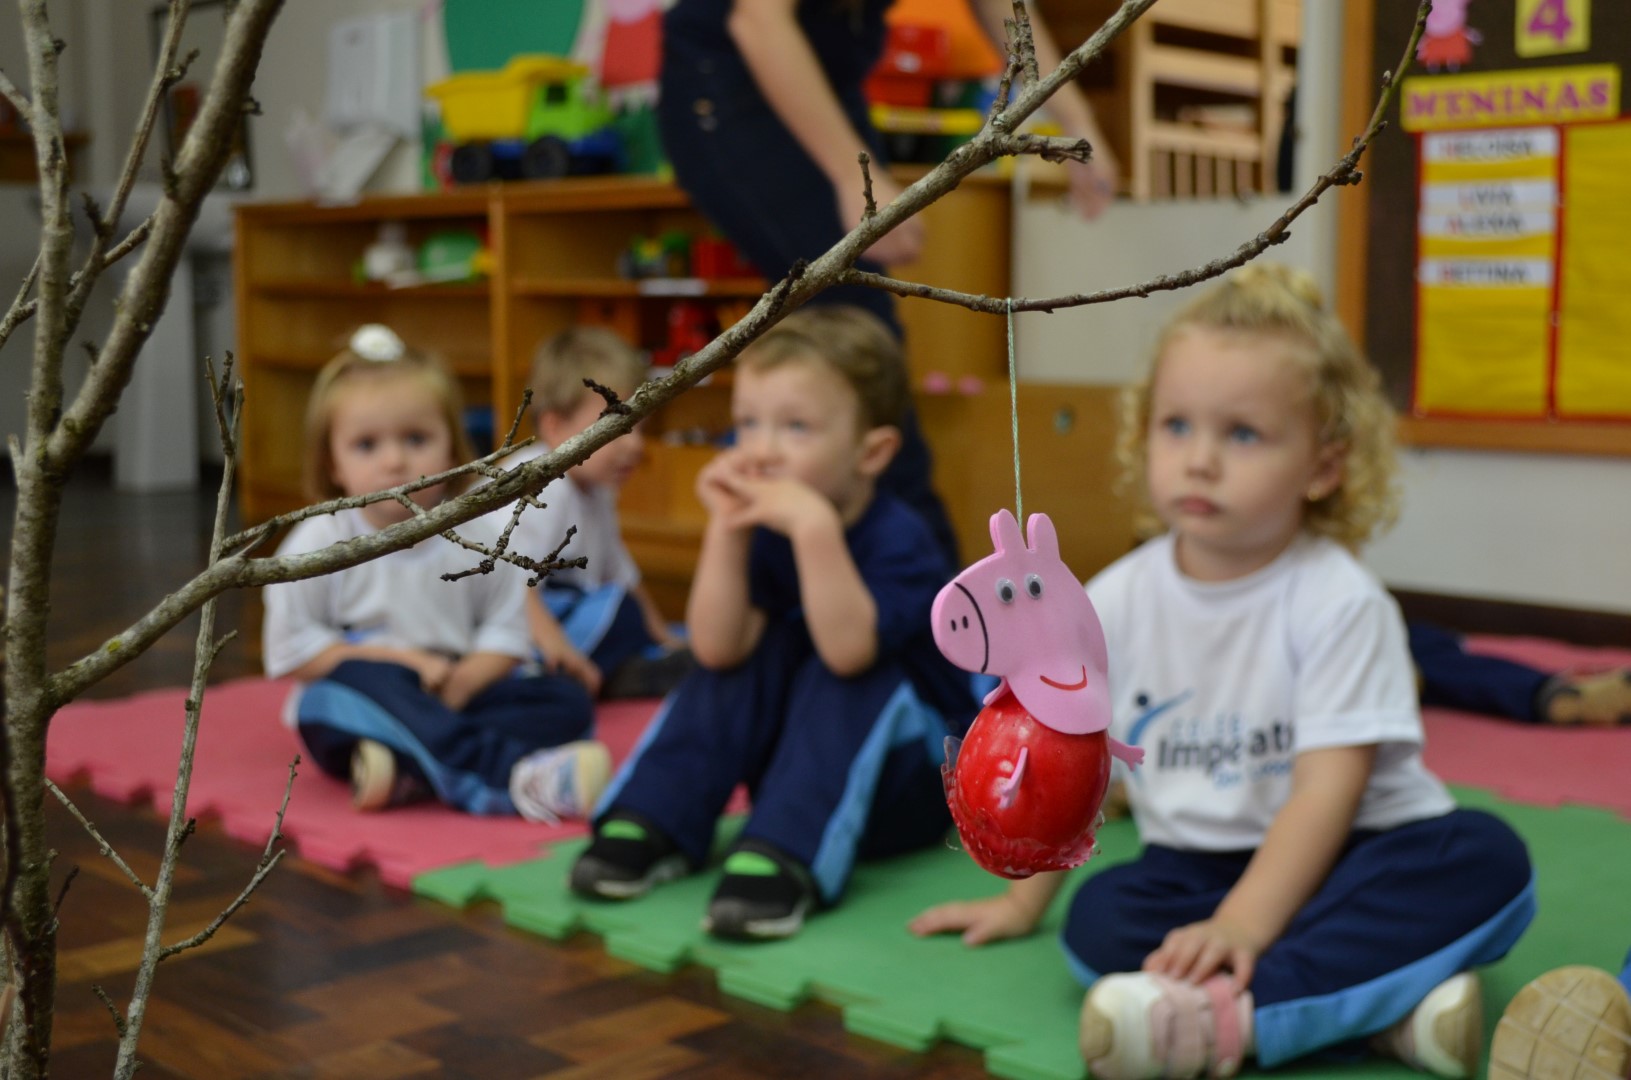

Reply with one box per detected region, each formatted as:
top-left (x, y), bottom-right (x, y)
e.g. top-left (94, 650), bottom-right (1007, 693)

top-left (543, 583), bottom-right (657, 675)
top-left (296, 659), bottom-right (594, 815)
top-left (597, 619), bottom-right (952, 903)
top-left (1062, 808), bottom-right (1535, 1067)
top-left (1410, 620), bottom-right (1548, 723)
top-left (658, 48), bottom-right (958, 564)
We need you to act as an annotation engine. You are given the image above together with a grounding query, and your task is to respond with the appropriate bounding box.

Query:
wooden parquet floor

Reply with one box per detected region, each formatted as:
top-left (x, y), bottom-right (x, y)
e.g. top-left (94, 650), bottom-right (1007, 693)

top-left (17, 466), bottom-right (994, 1078)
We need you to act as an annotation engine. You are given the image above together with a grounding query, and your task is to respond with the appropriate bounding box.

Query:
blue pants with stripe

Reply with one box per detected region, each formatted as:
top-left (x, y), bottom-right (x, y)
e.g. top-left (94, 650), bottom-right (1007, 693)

top-left (295, 659), bottom-right (594, 815)
top-left (1061, 808), bottom-right (1535, 1067)
top-left (596, 619), bottom-right (953, 904)
top-left (1410, 620), bottom-right (1549, 723)
top-left (544, 584), bottom-right (659, 676)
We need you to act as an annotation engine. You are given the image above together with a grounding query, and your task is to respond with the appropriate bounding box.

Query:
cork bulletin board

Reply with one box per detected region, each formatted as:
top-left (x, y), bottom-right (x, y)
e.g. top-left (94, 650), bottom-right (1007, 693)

top-left (1362, 0), bottom-right (1631, 454)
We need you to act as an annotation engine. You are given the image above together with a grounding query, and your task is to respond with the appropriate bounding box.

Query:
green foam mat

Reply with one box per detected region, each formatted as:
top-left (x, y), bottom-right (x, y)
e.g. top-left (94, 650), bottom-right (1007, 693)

top-left (412, 788), bottom-right (1631, 1080)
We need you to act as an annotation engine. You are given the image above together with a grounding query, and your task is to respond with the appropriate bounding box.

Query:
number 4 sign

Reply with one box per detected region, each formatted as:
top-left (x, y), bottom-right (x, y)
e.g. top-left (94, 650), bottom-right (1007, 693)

top-left (1517, 0), bottom-right (1589, 58)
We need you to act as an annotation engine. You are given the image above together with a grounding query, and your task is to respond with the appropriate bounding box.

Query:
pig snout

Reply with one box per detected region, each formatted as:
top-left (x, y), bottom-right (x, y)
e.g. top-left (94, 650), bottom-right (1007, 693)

top-left (933, 581), bottom-right (990, 673)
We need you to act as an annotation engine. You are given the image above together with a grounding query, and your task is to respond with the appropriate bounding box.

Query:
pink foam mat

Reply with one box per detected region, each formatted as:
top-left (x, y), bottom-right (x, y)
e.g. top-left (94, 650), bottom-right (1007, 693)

top-left (46, 677), bottom-right (664, 889)
top-left (1421, 635), bottom-right (1631, 819)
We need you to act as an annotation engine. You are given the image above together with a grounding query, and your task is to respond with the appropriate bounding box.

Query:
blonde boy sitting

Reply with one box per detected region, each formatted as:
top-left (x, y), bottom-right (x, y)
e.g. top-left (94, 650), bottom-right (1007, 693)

top-left (506, 327), bottom-right (687, 699)
top-left (568, 306), bottom-right (978, 941)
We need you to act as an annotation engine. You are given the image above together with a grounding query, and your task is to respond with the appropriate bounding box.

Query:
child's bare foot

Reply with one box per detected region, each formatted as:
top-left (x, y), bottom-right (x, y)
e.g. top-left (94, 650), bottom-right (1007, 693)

top-left (1537, 669), bottom-right (1631, 725)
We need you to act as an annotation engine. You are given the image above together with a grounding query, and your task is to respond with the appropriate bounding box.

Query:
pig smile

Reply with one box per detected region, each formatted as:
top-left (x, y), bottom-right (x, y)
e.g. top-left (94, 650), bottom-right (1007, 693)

top-left (1039, 666), bottom-right (1088, 691)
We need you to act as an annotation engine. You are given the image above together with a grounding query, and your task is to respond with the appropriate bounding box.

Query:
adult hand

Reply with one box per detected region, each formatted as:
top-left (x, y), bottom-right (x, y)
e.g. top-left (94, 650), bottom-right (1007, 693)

top-left (1142, 917), bottom-right (1263, 993)
top-left (837, 170), bottom-right (925, 265)
top-left (907, 895), bottom-right (1039, 946)
top-left (1064, 151), bottom-right (1119, 221)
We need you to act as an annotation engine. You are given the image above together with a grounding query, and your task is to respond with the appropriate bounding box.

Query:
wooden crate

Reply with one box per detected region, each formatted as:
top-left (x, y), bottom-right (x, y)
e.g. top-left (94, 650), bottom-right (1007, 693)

top-left (1036, 0), bottom-right (1300, 200)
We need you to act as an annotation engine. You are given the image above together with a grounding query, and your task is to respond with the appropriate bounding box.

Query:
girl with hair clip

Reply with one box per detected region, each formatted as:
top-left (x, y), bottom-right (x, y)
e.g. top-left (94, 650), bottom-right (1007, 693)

top-left (912, 266), bottom-right (1536, 1079)
top-left (261, 325), bottom-right (608, 824)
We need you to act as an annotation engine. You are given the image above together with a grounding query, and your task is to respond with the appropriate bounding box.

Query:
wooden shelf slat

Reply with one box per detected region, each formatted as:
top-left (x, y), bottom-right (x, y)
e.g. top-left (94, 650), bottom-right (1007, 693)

top-left (1400, 417), bottom-right (1631, 458)
top-left (1148, 45), bottom-right (1264, 97)
top-left (253, 280), bottom-right (490, 299)
top-left (511, 277), bottom-right (765, 299)
top-left (1147, 121), bottom-right (1261, 158)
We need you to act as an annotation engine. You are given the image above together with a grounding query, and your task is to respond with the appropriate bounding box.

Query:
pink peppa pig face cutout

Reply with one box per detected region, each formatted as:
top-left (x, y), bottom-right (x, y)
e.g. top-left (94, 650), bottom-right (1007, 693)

top-left (932, 510), bottom-right (1112, 736)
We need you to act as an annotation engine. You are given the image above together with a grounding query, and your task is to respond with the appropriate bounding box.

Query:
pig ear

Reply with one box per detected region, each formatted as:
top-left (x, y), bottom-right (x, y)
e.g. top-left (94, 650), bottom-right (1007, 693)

top-left (1025, 513), bottom-right (1060, 558)
top-left (990, 509), bottom-right (1023, 554)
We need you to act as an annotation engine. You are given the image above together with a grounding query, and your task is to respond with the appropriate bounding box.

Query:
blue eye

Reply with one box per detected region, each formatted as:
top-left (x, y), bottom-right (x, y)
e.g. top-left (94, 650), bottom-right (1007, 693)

top-left (1161, 416), bottom-right (1189, 436)
top-left (1025, 574), bottom-right (1043, 599)
top-left (354, 437), bottom-right (376, 452)
top-left (995, 578), bottom-right (1015, 604)
top-left (1228, 424), bottom-right (1260, 445)
top-left (406, 432), bottom-right (429, 447)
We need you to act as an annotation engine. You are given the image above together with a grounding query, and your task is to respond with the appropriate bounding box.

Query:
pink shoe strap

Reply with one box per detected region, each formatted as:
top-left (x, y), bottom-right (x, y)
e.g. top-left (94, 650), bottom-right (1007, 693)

top-left (1202, 976), bottom-right (1245, 1078)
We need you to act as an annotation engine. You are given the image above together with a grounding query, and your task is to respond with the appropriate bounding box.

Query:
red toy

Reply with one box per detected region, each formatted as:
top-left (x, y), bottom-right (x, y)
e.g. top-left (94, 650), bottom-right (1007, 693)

top-left (945, 688), bottom-right (1113, 879)
top-left (932, 510), bottom-right (1144, 879)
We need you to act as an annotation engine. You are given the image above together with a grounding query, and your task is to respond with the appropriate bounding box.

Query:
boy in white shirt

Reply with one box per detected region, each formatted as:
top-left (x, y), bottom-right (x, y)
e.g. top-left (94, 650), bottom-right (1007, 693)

top-left (507, 327), bottom-right (688, 698)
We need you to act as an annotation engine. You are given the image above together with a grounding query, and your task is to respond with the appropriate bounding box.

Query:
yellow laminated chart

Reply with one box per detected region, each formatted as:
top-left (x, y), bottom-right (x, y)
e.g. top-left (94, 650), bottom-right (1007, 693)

top-left (1416, 128), bottom-right (1559, 418)
top-left (1557, 120), bottom-right (1631, 418)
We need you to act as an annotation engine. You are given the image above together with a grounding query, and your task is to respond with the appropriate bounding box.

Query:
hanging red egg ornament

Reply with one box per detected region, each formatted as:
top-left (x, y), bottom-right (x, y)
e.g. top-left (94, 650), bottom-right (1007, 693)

top-left (945, 689), bottom-right (1113, 878)
top-left (932, 510), bottom-right (1143, 879)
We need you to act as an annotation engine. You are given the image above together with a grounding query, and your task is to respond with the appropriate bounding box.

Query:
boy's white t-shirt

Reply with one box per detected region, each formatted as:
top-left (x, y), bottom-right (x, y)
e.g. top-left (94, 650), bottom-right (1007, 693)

top-left (261, 507), bottom-right (533, 681)
top-left (1087, 532), bottom-right (1454, 852)
top-left (500, 442), bottom-right (640, 592)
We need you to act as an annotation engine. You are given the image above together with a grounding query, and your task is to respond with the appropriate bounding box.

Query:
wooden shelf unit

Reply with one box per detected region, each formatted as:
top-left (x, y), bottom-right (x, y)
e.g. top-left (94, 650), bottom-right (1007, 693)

top-left (235, 175), bottom-right (1132, 617)
top-left (1037, 0), bottom-right (1300, 200)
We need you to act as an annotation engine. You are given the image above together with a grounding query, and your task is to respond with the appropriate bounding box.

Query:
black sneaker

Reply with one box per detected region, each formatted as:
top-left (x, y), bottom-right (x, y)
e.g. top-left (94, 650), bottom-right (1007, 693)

top-left (602, 647), bottom-right (695, 700)
top-left (703, 840), bottom-right (817, 941)
top-left (568, 812), bottom-right (692, 900)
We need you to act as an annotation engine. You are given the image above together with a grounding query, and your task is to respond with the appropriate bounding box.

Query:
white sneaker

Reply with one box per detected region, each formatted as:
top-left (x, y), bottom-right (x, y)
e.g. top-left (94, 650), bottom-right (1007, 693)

top-left (1078, 972), bottom-right (1252, 1079)
top-left (508, 740), bottom-right (612, 825)
top-left (1375, 972), bottom-right (1483, 1078)
top-left (1490, 965), bottom-right (1631, 1079)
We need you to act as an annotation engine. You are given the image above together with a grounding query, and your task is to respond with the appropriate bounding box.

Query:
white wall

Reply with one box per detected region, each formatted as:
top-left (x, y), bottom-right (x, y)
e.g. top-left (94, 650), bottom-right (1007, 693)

top-left (1010, 0), bottom-right (1631, 617)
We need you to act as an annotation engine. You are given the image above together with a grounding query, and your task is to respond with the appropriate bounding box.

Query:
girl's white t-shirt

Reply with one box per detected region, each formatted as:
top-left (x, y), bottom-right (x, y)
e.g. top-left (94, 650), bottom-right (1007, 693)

top-left (1087, 532), bottom-right (1455, 852)
top-left (262, 507), bottom-right (533, 680)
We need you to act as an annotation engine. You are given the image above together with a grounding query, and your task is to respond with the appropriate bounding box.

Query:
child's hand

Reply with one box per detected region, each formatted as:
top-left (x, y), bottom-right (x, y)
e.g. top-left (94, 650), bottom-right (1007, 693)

top-left (907, 894), bottom-right (1039, 946)
top-left (545, 644), bottom-right (603, 697)
top-left (400, 649), bottom-right (454, 693)
top-left (695, 448), bottom-right (755, 522)
top-left (1142, 917), bottom-right (1262, 993)
top-left (438, 652), bottom-right (519, 712)
top-left (718, 475), bottom-right (836, 539)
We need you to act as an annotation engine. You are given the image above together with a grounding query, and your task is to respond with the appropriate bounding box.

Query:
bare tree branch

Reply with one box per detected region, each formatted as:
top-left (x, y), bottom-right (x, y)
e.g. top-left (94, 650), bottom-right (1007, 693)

top-left (0, 220), bottom-right (155, 351)
top-left (0, 1), bottom-right (1435, 1072)
top-left (0, 65), bottom-right (30, 118)
top-left (45, 0), bottom-right (285, 470)
top-left (113, 363), bottom-right (255, 1079)
top-left (62, 1), bottom-right (193, 332)
top-left (43, 783), bottom-right (151, 900)
top-left (156, 758), bottom-right (296, 963)
top-left (834, 8), bottom-right (1430, 316)
top-left (0, 255), bottom-right (41, 357)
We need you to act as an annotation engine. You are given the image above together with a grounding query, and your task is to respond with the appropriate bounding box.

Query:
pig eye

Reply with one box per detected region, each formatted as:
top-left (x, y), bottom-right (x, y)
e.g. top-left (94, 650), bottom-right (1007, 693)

top-left (1025, 574), bottom-right (1043, 599)
top-left (995, 578), bottom-right (1015, 604)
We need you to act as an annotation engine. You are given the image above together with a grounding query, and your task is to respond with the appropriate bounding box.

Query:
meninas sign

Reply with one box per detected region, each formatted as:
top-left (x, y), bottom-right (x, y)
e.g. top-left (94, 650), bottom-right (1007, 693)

top-left (1401, 64), bottom-right (1619, 131)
